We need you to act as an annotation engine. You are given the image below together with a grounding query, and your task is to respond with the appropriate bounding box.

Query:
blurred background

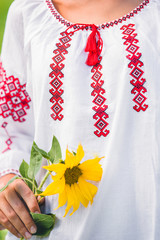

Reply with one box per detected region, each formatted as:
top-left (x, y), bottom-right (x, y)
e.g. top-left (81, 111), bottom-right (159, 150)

top-left (0, 0), bottom-right (13, 52)
top-left (0, 0), bottom-right (13, 239)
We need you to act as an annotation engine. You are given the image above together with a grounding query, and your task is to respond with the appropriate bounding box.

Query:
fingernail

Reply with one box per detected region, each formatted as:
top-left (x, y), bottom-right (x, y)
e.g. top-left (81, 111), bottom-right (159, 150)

top-left (25, 232), bottom-right (32, 239)
top-left (17, 233), bottom-right (21, 238)
top-left (30, 225), bottom-right (37, 234)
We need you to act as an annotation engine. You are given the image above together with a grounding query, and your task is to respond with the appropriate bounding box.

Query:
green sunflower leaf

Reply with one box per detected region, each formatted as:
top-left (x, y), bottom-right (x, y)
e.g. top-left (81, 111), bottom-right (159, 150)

top-left (19, 160), bottom-right (32, 189)
top-left (19, 160), bottom-right (29, 178)
top-left (32, 143), bottom-right (50, 160)
top-left (48, 136), bottom-right (62, 163)
top-left (19, 160), bottom-right (38, 190)
top-left (0, 175), bottom-right (19, 193)
top-left (28, 141), bottom-right (43, 179)
top-left (30, 212), bottom-right (55, 237)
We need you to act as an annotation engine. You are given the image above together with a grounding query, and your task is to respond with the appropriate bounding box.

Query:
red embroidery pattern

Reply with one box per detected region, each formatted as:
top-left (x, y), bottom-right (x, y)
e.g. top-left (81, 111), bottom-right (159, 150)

top-left (1, 122), bottom-right (12, 153)
top-left (49, 31), bottom-right (72, 120)
top-left (0, 63), bottom-right (31, 122)
top-left (49, 27), bottom-right (109, 136)
top-left (46, 0), bottom-right (149, 29)
top-left (0, 169), bottom-right (20, 178)
top-left (46, 0), bottom-right (71, 27)
top-left (91, 61), bottom-right (109, 137)
top-left (0, 61), bottom-right (6, 83)
top-left (121, 24), bottom-right (148, 112)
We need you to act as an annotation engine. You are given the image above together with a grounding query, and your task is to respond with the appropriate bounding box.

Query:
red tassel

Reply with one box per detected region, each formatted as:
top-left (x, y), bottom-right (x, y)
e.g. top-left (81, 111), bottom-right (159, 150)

top-left (85, 25), bottom-right (97, 53)
top-left (86, 52), bottom-right (99, 66)
top-left (85, 25), bottom-right (103, 66)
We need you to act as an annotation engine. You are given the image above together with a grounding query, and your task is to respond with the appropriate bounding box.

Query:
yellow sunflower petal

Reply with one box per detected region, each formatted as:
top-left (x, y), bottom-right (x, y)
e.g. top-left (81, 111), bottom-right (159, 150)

top-left (63, 184), bottom-right (74, 217)
top-left (50, 173), bottom-right (59, 181)
top-left (79, 158), bottom-right (103, 181)
top-left (55, 186), bottom-right (67, 210)
top-left (74, 183), bottom-right (89, 208)
top-left (78, 176), bottom-right (98, 203)
top-left (86, 182), bottom-right (98, 204)
top-left (73, 144), bottom-right (85, 166)
top-left (43, 163), bottom-right (66, 175)
top-left (69, 184), bottom-right (80, 216)
top-left (65, 148), bottom-right (75, 168)
top-left (80, 157), bottom-right (103, 167)
top-left (40, 176), bottom-right (65, 196)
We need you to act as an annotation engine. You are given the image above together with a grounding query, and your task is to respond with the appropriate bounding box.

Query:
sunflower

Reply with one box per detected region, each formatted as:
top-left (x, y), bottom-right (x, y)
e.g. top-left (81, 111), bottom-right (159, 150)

top-left (40, 144), bottom-right (103, 217)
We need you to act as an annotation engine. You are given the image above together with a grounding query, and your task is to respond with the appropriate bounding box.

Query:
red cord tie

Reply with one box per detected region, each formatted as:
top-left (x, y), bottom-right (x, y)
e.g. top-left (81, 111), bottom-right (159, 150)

top-left (85, 25), bottom-right (103, 66)
top-left (65, 24), bottom-right (103, 66)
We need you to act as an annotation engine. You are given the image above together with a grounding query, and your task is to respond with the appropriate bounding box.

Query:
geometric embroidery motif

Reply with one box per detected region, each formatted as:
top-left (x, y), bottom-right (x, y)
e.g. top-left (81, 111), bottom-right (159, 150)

top-left (91, 60), bottom-right (109, 137)
top-left (121, 24), bottom-right (148, 112)
top-left (0, 62), bottom-right (31, 122)
top-left (46, 0), bottom-right (149, 29)
top-left (49, 31), bottom-right (72, 120)
top-left (1, 121), bottom-right (12, 153)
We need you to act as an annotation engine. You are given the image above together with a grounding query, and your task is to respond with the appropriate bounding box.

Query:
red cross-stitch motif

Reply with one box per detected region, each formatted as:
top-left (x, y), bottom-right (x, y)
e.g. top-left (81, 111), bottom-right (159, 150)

top-left (91, 61), bottom-right (109, 137)
top-left (1, 121), bottom-right (12, 153)
top-left (121, 24), bottom-right (148, 112)
top-left (0, 62), bottom-right (31, 122)
top-left (46, 0), bottom-right (149, 29)
top-left (49, 31), bottom-right (72, 120)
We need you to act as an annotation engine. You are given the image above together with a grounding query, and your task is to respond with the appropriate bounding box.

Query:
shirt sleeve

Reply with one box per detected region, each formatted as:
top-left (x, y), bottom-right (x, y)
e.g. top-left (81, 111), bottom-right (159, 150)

top-left (0, 0), bottom-right (34, 177)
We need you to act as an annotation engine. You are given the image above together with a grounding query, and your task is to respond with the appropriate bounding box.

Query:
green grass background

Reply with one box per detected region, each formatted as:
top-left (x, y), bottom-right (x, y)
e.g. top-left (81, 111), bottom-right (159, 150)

top-left (0, 0), bottom-right (13, 52)
top-left (0, 230), bottom-right (7, 240)
top-left (0, 1), bottom-right (13, 238)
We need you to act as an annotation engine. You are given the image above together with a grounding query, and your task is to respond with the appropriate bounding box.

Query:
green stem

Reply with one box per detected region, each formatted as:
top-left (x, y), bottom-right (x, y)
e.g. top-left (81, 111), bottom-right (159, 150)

top-left (20, 237), bottom-right (24, 240)
top-left (38, 171), bottom-right (50, 191)
top-left (32, 178), bottom-right (35, 193)
top-left (19, 177), bottom-right (37, 190)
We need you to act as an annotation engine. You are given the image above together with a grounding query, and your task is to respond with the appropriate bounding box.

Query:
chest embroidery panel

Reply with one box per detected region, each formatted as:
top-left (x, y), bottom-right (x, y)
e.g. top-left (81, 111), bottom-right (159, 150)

top-left (47, 0), bottom-right (149, 138)
top-left (48, 26), bottom-right (148, 138)
top-left (49, 27), bottom-right (110, 138)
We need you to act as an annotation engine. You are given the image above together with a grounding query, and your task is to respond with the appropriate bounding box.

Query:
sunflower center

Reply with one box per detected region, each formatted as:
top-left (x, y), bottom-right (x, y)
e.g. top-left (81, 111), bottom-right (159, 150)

top-left (64, 166), bottom-right (82, 186)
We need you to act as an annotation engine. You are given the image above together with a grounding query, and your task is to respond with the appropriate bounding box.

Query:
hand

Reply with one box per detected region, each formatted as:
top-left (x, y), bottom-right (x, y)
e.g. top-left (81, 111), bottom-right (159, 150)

top-left (0, 173), bottom-right (41, 239)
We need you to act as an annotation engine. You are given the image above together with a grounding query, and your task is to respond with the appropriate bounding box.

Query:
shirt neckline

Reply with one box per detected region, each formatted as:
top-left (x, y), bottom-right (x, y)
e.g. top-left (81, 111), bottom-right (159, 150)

top-left (45, 0), bottom-right (150, 29)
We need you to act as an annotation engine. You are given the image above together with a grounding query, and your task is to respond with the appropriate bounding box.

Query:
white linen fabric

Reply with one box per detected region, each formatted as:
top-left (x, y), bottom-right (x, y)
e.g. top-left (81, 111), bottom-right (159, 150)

top-left (1, 0), bottom-right (160, 239)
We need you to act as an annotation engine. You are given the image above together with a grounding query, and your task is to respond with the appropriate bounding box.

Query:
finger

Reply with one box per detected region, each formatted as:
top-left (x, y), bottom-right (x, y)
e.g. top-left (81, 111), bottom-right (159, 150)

top-left (0, 198), bottom-right (32, 239)
top-left (0, 210), bottom-right (21, 238)
top-left (5, 190), bottom-right (37, 235)
top-left (14, 180), bottom-right (40, 213)
top-left (37, 196), bottom-right (45, 205)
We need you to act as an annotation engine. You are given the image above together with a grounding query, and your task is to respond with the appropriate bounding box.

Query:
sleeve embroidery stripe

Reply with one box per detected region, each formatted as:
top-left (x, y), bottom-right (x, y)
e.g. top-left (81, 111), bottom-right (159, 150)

top-left (0, 169), bottom-right (20, 178)
top-left (0, 61), bottom-right (31, 122)
top-left (1, 121), bottom-right (12, 153)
